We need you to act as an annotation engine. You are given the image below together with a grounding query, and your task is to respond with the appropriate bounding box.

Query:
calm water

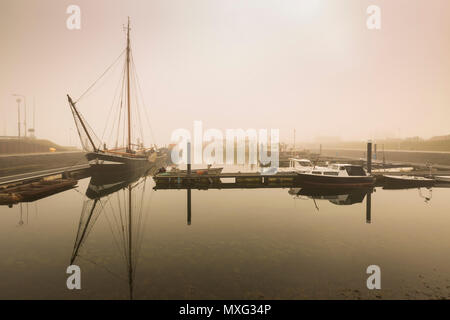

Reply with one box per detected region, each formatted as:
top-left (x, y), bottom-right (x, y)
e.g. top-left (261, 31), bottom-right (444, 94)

top-left (1, 167), bottom-right (450, 300)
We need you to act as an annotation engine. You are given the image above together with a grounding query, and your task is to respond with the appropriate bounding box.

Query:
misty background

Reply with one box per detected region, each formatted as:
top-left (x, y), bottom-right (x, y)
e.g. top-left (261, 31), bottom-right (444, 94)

top-left (1, 0), bottom-right (450, 147)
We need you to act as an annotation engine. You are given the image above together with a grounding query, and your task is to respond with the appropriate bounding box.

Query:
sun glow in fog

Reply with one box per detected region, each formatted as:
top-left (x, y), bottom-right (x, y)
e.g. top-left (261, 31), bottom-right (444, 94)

top-left (285, 0), bottom-right (322, 19)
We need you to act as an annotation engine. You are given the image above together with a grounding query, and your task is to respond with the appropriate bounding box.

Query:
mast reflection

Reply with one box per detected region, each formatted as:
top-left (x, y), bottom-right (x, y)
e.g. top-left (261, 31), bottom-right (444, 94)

top-left (70, 166), bottom-right (155, 299)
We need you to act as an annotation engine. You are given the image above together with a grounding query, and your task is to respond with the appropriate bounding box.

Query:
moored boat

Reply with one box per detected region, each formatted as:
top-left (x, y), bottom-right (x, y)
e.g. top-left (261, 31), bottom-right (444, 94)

top-left (435, 176), bottom-right (450, 183)
top-left (287, 158), bottom-right (323, 173)
top-left (67, 18), bottom-right (165, 171)
top-left (296, 164), bottom-right (375, 188)
top-left (382, 175), bottom-right (434, 188)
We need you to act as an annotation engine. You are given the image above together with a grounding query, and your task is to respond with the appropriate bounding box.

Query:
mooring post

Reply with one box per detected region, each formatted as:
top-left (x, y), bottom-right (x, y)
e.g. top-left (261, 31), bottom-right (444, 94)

top-left (187, 141), bottom-right (191, 176)
top-left (367, 140), bottom-right (372, 174)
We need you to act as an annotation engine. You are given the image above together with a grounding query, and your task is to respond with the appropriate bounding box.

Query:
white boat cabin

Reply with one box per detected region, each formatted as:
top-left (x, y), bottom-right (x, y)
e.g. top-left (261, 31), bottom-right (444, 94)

top-left (288, 159), bottom-right (369, 177)
top-left (288, 158), bottom-right (319, 172)
top-left (308, 164), bottom-right (368, 177)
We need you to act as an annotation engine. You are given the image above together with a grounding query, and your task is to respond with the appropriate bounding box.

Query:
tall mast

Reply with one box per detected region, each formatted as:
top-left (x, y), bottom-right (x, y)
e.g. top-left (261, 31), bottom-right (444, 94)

top-left (126, 17), bottom-right (132, 152)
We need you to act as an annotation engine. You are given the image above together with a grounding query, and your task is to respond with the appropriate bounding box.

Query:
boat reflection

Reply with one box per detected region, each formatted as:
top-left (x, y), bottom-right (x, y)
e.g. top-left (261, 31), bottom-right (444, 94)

top-left (288, 187), bottom-right (372, 206)
top-left (70, 166), bottom-right (156, 299)
top-left (289, 187), bottom-right (374, 223)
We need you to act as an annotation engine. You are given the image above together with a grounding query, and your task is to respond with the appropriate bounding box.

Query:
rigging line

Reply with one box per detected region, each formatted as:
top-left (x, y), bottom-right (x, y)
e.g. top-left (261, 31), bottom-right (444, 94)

top-left (130, 52), bottom-right (157, 146)
top-left (101, 59), bottom-right (127, 144)
top-left (72, 200), bottom-right (90, 254)
top-left (114, 61), bottom-right (128, 148)
top-left (72, 200), bottom-right (103, 263)
top-left (77, 255), bottom-right (125, 282)
top-left (116, 58), bottom-right (128, 147)
top-left (131, 188), bottom-right (143, 260)
top-left (135, 183), bottom-right (154, 271)
top-left (134, 183), bottom-right (149, 268)
top-left (122, 188), bottom-right (131, 264)
top-left (79, 205), bottom-right (103, 251)
top-left (75, 48), bottom-right (126, 104)
top-left (100, 197), bottom-right (128, 264)
top-left (131, 66), bottom-right (145, 146)
top-left (109, 60), bottom-right (127, 148)
top-left (135, 182), bottom-right (147, 242)
top-left (75, 109), bottom-right (102, 148)
top-left (132, 56), bottom-right (154, 147)
top-left (101, 193), bottom-right (129, 265)
top-left (131, 180), bottom-right (150, 265)
top-left (72, 188), bottom-right (85, 197)
top-left (122, 95), bottom-right (127, 149)
top-left (115, 190), bottom-right (129, 263)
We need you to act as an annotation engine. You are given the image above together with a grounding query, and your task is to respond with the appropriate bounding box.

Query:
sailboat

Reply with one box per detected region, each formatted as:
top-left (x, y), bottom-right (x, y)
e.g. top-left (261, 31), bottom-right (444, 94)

top-left (67, 18), bottom-right (165, 171)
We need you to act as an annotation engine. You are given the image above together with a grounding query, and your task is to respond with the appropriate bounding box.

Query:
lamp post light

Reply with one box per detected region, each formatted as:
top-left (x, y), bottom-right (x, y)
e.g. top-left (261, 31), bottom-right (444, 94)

top-left (12, 94), bottom-right (26, 138)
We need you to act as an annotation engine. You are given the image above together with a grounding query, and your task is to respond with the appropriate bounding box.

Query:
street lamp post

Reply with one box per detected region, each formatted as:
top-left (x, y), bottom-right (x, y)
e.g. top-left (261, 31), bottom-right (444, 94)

top-left (13, 94), bottom-right (26, 138)
top-left (15, 98), bottom-right (21, 138)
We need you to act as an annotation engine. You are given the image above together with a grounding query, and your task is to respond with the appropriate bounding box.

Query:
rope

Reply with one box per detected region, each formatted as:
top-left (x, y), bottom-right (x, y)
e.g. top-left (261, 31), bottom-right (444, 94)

top-left (101, 60), bottom-right (127, 145)
top-left (75, 49), bottom-right (126, 104)
top-left (131, 51), bottom-right (157, 146)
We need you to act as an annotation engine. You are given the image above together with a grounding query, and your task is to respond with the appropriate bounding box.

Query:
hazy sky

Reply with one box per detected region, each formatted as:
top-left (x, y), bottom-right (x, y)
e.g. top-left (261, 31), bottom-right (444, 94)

top-left (1, 0), bottom-right (450, 146)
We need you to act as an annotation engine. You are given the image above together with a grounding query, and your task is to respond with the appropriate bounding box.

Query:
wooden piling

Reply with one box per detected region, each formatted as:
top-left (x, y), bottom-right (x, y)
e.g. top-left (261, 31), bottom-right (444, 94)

top-left (367, 141), bottom-right (372, 174)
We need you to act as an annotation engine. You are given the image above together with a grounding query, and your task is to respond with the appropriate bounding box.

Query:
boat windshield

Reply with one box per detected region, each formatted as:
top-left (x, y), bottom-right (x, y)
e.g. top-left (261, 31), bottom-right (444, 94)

top-left (298, 161), bottom-right (312, 167)
top-left (345, 166), bottom-right (366, 176)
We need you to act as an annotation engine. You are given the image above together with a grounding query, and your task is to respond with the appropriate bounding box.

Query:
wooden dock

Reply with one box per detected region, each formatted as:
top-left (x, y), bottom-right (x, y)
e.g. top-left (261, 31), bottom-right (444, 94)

top-left (154, 171), bottom-right (299, 190)
top-left (153, 169), bottom-right (450, 190)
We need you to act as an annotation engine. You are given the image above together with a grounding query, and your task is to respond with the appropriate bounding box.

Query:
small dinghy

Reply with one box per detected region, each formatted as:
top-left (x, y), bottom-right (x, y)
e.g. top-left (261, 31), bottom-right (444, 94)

top-left (383, 175), bottom-right (434, 188)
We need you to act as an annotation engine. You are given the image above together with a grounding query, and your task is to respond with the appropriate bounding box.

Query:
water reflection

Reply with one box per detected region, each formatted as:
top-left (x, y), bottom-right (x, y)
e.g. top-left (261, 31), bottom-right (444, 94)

top-left (70, 166), bottom-right (156, 299)
top-left (288, 187), bottom-right (372, 206)
top-left (187, 188), bottom-right (192, 226)
top-left (2, 165), bottom-right (450, 299)
top-left (289, 187), bottom-right (374, 223)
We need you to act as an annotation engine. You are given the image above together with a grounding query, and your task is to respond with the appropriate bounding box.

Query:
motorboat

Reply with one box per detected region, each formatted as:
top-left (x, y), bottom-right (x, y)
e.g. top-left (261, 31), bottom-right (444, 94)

top-left (296, 163), bottom-right (375, 188)
top-left (287, 158), bottom-right (318, 173)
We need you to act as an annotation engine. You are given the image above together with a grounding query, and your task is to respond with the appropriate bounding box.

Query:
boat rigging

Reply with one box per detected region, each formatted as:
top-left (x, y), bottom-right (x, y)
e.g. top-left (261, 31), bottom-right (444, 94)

top-left (67, 17), bottom-right (166, 170)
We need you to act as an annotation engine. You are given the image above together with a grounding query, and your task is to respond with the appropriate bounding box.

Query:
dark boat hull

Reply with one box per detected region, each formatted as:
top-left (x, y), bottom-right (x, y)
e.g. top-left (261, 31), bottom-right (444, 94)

top-left (296, 173), bottom-right (375, 188)
top-left (86, 165), bottom-right (159, 199)
top-left (87, 152), bottom-right (149, 167)
top-left (86, 151), bottom-right (167, 171)
top-left (382, 175), bottom-right (434, 189)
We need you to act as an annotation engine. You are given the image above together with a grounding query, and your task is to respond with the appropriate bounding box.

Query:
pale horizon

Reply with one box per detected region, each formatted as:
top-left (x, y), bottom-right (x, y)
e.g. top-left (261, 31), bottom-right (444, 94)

top-left (1, 0), bottom-right (450, 147)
